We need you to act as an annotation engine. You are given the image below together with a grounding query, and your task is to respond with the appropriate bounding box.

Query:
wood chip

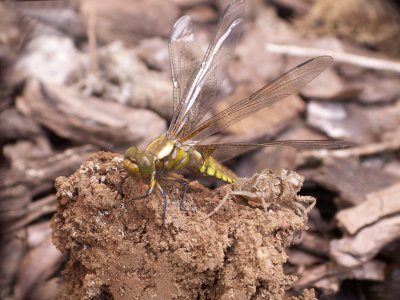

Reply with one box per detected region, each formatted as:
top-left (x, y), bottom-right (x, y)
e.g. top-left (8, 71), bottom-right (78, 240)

top-left (308, 157), bottom-right (398, 206)
top-left (331, 215), bottom-right (400, 267)
top-left (336, 182), bottom-right (400, 235)
top-left (294, 260), bottom-right (385, 290)
top-left (16, 79), bottom-right (166, 152)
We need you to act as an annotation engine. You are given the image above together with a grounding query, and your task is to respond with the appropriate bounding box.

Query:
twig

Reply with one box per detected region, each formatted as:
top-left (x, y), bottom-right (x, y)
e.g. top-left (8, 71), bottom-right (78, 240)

top-left (266, 43), bottom-right (400, 73)
top-left (87, 0), bottom-right (98, 75)
top-left (297, 138), bottom-right (400, 163)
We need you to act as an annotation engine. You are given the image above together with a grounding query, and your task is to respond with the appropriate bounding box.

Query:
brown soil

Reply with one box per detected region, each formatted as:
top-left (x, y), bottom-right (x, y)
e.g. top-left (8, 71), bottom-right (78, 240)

top-left (51, 151), bottom-right (312, 299)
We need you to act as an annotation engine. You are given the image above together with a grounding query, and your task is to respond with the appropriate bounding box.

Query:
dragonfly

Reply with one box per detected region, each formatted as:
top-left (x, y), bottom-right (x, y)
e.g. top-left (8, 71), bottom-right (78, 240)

top-left (116, 0), bottom-right (349, 222)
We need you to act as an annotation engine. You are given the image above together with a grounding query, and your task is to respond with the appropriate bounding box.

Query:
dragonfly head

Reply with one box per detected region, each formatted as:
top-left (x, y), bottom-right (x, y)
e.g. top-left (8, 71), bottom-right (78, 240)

top-left (123, 147), bottom-right (155, 176)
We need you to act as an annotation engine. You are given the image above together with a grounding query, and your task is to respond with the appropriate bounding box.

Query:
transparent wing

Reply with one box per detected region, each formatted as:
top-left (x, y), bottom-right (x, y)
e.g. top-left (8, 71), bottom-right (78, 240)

top-left (182, 56), bottom-right (333, 143)
top-left (194, 140), bottom-right (351, 162)
top-left (167, 0), bottom-right (245, 139)
top-left (169, 15), bottom-right (203, 112)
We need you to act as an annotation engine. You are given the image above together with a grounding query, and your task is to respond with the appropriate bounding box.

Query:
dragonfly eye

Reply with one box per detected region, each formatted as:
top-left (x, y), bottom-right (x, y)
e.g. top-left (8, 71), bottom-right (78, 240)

top-left (136, 152), bottom-right (155, 175)
top-left (123, 147), bottom-right (140, 175)
top-left (124, 147), bottom-right (139, 159)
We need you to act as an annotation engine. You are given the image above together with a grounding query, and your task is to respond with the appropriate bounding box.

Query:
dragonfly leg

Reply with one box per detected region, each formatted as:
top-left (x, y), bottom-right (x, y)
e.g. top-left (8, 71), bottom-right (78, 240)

top-left (115, 175), bottom-right (155, 207)
top-left (115, 174), bottom-right (130, 207)
top-left (131, 187), bottom-right (152, 200)
top-left (176, 179), bottom-right (188, 211)
top-left (165, 177), bottom-right (188, 211)
top-left (155, 181), bottom-right (167, 225)
top-left (131, 175), bottom-right (156, 201)
top-left (116, 174), bottom-right (129, 198)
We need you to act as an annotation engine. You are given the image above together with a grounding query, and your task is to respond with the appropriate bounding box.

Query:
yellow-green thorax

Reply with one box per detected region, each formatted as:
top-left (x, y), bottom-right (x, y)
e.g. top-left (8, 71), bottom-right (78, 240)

top-left (123, 136), bottom-right (192, 178)
top-left (123, 135), bottom-right (237, 183)
top-left (146, 136), bottom-right (192, 171)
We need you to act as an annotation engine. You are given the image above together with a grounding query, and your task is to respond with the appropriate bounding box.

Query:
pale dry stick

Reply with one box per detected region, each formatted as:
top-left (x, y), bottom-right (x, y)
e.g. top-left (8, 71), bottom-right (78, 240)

top-left (266, 43), bottom-right (400, 73)
top-left (87, 0), bottom-right (98, 75)
top-left (297, 138), bottom-right (400, 164)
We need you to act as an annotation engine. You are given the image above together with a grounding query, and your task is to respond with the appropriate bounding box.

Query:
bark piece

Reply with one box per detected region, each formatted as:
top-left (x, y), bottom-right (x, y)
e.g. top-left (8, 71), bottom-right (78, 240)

top-left (294, 232), bottom-right (331, 259)
top-left (215, 84), bottom-right (305, 139)
top-left (293, 260), bottom-right (385, 291)
top-left (297, 0), bottom-right (400, 57)
top-left (308, 157), bottom-right (398, 206)
top-left (16, 79), bottom-right (166, 152)
top-left (307, 101), bottom-right (374, 144)
top-left (171, 0), bottom-right (213, 7)
top-left (336, 182), bottom-right (400, 235)
top-left (95, 41), bottom-right (173, 119)
top-left (0, 144), bottom-right (96, 228)
top-left (358, 75), bottom-right (400, 103)
top-left (366, 99), bottom-right (400, 142)
top-left (331, 215), bottom-right (400, 267)
top-left (136, 37), bottom-right (170, 72)
top-left (184, 4), bottom-right (218, 23)
top-left (0, 108), bottom-right (43, 142)
top-left (80, 0), bottom-right (179, 45)
top-left (235, 126), bottom-right (330, 176)
top-left (15, 35), bottom-right (87, 85)
top-left (0, 233), bottom-right (25, 298)
top-left (287, 249), bottom-right (325, 266)
top-left (230, 11), bottom-right (289, 84)
top-left (301, 66), bottom-right (355, 100)
top-left (13, 230), bottom-right (64, 300)
top-left (11, 0), bottom-right (85, 41)
top-left (268, 0), bottom-right (311, 15)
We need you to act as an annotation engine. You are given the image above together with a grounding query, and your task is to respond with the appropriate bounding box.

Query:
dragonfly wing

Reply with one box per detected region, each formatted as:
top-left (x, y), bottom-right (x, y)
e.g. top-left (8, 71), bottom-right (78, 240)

top-left (183, 56), bottom-right (333, 143)
top-left (167, 0), bottom-right (245, 139)
top-left (194, 140), bottom-right (351, 162)
top-left (169, 15), bottom-right (204, 112)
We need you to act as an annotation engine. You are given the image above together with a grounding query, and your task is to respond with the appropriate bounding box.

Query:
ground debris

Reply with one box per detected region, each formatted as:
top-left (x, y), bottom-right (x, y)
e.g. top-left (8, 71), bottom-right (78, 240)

top-left (16, 79), bottom-right (166, 153)
top-left (293, 260), bottom-right (385, 292)
top-left (51, 151), bottom-right (310, 299)
top-left (331, 215), bottom-right (400, 267)
top-left (336, 182), bottom-right (400, 235)
top-left (306, 157), bottom-right (398, 207)
top-left (329, 182), bottom-right (400, 267)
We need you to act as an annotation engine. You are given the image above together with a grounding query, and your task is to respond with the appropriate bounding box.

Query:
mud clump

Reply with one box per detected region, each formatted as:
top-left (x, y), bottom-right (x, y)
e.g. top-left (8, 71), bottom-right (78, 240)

top-left (51, 151), bottom-right (312, 299)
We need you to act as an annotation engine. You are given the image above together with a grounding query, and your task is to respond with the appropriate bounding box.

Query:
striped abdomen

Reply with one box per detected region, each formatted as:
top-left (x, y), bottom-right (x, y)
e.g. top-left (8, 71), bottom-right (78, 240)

top-left (196, 156), bottom-right (237, 183)
top-left (159, 147), bottom-right (236, 183)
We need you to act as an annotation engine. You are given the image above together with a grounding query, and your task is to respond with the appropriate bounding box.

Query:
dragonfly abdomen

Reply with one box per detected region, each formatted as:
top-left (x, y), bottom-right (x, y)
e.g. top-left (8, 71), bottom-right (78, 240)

top-left (197, 156), bottom-right (237, 183)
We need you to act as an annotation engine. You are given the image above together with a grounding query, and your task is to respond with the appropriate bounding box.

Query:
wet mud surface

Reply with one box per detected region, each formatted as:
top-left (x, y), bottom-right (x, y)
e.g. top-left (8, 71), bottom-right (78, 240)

top-left (52, 151), bottom-right (313, 299)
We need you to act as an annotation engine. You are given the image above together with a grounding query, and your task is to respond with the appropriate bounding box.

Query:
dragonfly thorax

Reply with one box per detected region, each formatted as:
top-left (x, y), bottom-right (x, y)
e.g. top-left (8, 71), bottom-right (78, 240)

top-left (123, 136), bottom-right (193, 178)
top-left (146, 136), bottom-right (196, 172)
